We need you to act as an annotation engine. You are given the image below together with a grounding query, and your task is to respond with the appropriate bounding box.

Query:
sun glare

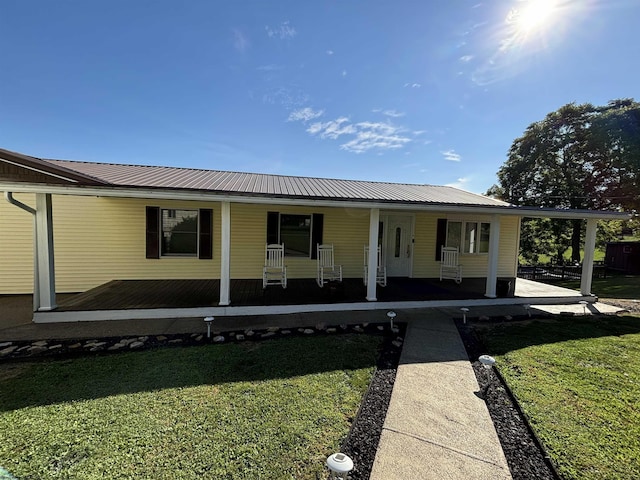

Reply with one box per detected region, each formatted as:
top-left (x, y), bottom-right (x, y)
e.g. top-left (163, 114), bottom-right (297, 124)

top-left (513, 0), bottom-right (558, 33)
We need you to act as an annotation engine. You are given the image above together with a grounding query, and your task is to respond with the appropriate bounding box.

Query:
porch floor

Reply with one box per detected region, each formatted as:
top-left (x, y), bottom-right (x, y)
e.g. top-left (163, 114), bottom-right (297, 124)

top-left (56, 277), bottom-right (489, 312)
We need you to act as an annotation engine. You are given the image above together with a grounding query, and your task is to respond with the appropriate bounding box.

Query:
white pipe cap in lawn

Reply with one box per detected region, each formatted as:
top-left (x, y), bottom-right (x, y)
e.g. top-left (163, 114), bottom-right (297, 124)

top-left (327, 452), bottom-right (354, 479)
top-left (479, 354), bottom-right (496, 369)
top-left (523, 304), bottom-right (531, 317)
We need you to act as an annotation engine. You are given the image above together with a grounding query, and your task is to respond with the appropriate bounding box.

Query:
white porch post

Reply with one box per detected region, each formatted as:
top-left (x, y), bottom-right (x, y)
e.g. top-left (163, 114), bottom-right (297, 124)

top-left (35, 193), bottom-right (57, 311)
top-left (485, 214), bottom-right (501, 298)
top-left (580, 218), bottom-right (598, 296)
top-left (366, 208), bottom-right (380, 301)
top-left (219, 201), bottom-right (231, 306)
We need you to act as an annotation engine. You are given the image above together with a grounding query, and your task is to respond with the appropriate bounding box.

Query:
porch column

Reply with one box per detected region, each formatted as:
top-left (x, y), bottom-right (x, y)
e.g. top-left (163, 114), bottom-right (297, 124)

top-left (366, 208), bottom-right (380, 301)
top-left (485, 214), bottom-right (501, 298)
top-left (219, 201), bottom-right (231, 306)
top-left (35, 193), bottom-right (57, 311)
top-left (580, 218), bottom-right (598, 296)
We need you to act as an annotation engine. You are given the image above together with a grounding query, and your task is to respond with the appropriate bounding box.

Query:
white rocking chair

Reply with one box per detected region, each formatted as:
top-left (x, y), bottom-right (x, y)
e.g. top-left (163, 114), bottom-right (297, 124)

top-left (440, 246), bottom-right (462, 284)
top-left (263, 243), bottom-right (287, 289)
top-left (363, 245), bottom-right (387, 287)
top-left (317, 244), bottom-right (343, 287)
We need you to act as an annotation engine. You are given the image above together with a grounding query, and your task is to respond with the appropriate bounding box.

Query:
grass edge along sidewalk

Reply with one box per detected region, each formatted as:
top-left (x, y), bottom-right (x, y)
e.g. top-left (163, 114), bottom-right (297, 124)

top-left (476, 314), bottom-right (640, 480)
top-left (0, 334), bottom-right (382, 480)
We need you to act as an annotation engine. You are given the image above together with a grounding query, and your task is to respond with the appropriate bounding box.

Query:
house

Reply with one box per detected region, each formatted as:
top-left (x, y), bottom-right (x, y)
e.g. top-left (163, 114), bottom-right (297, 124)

top-left (0, 147), bottom-right (629, 322)
top-left (605, 241), bottom-right (640, 274)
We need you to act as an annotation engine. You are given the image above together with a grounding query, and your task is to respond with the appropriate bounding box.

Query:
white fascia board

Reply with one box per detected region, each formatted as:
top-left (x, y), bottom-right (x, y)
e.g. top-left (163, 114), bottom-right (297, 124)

top-left (0, 182), bottom-right (631, 221)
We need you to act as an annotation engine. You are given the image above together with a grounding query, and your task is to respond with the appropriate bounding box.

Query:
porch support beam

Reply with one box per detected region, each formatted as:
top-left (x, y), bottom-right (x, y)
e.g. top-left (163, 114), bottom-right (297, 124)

top-left (366, 208), bottom-right (380, 301)
top-left (4, 192), bottom-right (57, 311)
top-left (485, 214), bottom-right (501, 298)
top-left (219, 201), bottom-right (231, 306)
top-left (580, 218), bottom-right (598, 296)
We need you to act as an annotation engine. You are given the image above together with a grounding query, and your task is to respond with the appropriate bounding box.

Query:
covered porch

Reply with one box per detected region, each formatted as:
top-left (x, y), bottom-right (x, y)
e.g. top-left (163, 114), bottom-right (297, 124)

top-left (30, 277), bottom-right (592, 323)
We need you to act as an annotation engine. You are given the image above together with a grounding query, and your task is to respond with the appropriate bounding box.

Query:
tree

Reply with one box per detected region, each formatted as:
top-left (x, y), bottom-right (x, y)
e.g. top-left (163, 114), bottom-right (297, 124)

top-left (489, 99), bottom-right (640, 263)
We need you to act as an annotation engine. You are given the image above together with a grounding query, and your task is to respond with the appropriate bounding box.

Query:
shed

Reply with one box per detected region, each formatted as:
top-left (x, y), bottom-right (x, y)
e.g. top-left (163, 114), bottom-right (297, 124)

top-left (605, 241), bottom-right (640, 274)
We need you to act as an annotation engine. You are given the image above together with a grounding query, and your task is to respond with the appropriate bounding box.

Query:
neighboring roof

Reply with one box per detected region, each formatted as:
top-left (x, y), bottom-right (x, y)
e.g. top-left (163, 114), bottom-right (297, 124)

top-left (43, 158), bottom-right (509, 207)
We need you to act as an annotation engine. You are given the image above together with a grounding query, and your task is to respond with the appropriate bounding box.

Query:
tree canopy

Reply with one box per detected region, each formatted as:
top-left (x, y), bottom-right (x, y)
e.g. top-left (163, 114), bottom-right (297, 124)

top-left (488, 99), bottom-right (640, 263)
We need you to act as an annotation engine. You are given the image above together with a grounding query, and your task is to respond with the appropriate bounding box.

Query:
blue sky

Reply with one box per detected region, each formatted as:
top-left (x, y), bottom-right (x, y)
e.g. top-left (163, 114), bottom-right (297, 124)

top-left (1, 0), bottom-right (638, 194)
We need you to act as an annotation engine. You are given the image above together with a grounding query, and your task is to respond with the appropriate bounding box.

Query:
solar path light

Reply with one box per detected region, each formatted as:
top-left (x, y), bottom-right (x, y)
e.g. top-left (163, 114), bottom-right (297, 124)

top-left (204, 316), bottom-right (214, 338)
top-left (326, 452), bottom-right (354, 480)
top-left (478, 354), bottom-right (496, 398)
top-left (523, 304), bottom-right (531, 318)
top-left (579, 300), bottom-right (588, 315)
top-left (386, 311), bottom-right (396, 330)
top-left (460, 307), bottom-right (470, 324)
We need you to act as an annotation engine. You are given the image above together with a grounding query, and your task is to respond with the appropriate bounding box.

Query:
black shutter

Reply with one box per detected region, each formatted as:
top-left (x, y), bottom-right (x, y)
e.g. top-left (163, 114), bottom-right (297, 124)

top-left (146, 206), bottom-right (160, 259)
top-left (435, 218), bottom-right (447, 261)
top-left (266, 212), bottom-right (279, 244)
top-left (198, 209), bottom-right (213, 259)
top-left (311, 213), bottom-right (324, 259)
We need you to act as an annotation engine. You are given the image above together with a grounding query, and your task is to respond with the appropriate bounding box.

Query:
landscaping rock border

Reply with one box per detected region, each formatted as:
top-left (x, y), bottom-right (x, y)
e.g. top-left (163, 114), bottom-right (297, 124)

top-left (0, 322), bottom-right (400, 362)
top-left (456, 318), bottom-right (560, 480)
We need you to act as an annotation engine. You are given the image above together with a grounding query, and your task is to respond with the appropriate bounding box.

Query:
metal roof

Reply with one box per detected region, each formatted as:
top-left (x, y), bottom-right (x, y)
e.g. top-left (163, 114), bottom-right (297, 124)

top-left (44, 158), bottom-right (510, 207)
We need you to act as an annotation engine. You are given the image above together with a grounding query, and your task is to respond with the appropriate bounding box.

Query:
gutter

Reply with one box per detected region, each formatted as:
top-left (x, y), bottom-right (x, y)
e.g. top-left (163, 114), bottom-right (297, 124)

top-left (4, 192), bottom-right (39, 311)
top-left (0, 182), bottom-right (631, 221)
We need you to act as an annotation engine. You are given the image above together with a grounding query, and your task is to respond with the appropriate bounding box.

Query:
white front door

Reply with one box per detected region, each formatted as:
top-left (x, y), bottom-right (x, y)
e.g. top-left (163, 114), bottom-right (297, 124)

top-left (385, 215), bottom-right (413, 277)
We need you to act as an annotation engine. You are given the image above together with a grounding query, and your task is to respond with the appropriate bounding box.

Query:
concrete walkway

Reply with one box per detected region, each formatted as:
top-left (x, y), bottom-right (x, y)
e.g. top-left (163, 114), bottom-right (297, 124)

top-left (370, 309), bottom-right (512, 480)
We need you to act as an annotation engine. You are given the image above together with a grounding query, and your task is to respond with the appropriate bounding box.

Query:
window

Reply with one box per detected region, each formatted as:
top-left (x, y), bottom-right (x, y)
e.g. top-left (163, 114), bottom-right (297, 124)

top-left (161, 209), bottom-right (198, 256)
top-left (146, 207), bottom-right (212, 259)
top-left (280, 214), bottom-right (311, 256)
top-left (446, 220), bottom-right (491, 254)
top-left (267, 212), bottom-right (324, 258)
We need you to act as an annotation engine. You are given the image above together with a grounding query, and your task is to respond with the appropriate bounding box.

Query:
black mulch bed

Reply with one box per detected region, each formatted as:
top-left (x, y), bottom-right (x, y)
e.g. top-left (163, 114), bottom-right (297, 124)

top-left (456, 319), bottom-right (560, 480)
top-left (339, 324), bottom-right (404, 480)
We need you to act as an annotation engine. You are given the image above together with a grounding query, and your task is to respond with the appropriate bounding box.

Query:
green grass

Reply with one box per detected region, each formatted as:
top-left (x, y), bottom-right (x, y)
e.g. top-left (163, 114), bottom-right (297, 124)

top-left (477, 315), bottom-right (640, 480)
top-left (0, 335), bottom-right (380, 480)
top-left (544, 274), bottom-right (640, 299)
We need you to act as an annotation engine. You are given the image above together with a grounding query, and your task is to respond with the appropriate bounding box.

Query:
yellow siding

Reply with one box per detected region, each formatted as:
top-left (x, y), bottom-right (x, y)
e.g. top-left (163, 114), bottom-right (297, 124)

top-left (412, 214), bottom-right (520, 278)
top-left (0, 193), bottom-right (34, 292)
top-left (229, 204), bottom-right (369, 279)
top-left (1, 195), bottom-right (222, 293)
top-left (0, 193), bottom-right (521, 294)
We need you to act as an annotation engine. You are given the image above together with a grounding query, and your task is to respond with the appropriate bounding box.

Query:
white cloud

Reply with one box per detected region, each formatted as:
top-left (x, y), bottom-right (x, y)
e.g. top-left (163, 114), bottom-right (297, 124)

top-left (403, 82), bottom-right (421, 88)
top-left (459, 55), bottom-right (474, 62)
top-left (262, 87), bottom-right (309, 109)
top-left (305, 117), bottom-right (412, 153)
top-left (445, 177), bottom-right (470, 190)
top-left (265, 21), bottom-right (297, 40)
top-left (287, 107), bottom-right (324, 123)
top-left (442, 150), bottom-right (462, 162)
top-left (307, 117), bottom-right (355, 139)
top-left (326, 50), bottom-right (334, 55)
top-left (232, 29), bottom-right (250, 53)
top-left (257, 64), bottom-right (283, 72)
top-left (382, 109), bottom-right (405, 118)
top-left (341, 70), bottom-right (347, 77)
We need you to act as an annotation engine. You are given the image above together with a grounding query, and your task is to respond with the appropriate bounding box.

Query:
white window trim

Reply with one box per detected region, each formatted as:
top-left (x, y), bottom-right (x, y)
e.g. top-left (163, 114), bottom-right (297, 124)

top-left (446, 219), bottom-right (491, 255)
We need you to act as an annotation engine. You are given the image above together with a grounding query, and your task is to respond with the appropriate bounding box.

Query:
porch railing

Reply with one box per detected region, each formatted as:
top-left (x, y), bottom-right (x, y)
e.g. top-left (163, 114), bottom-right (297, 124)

top-left (518, 263), bottom-right (607, 281)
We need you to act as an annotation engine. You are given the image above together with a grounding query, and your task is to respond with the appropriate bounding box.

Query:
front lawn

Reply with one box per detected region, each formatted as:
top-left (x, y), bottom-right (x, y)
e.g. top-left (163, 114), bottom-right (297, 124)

top-left (544, 274), bottom-right (639, 299)
top-left (0, 335), bottom-right (380, 479)
top-left (477, 315), bottom-right (640, 480)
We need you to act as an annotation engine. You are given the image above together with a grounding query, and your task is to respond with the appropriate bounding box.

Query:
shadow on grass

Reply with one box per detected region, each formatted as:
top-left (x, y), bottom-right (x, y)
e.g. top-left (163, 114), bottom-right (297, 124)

top-left (0, 335), bottom-right (381, 412)
top-left (542, 274), bottom-right (639, 299)
top-left (474, 314), bottom-right (640, 357)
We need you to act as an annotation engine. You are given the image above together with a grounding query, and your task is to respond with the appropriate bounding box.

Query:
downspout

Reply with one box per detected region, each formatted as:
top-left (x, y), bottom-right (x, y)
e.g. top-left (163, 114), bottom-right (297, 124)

top-left (4, 192), bottom-right (39, 311)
